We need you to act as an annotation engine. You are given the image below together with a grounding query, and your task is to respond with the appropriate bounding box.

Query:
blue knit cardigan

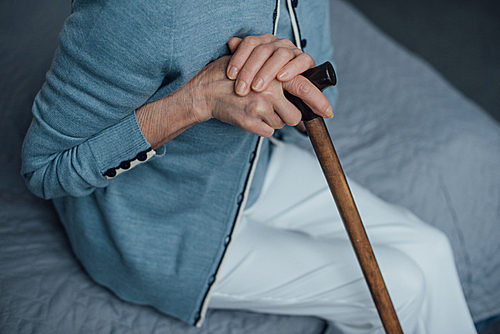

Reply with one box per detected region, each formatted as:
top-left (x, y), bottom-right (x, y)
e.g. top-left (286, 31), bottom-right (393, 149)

top-left (21, 0), bottom-right (337, 325)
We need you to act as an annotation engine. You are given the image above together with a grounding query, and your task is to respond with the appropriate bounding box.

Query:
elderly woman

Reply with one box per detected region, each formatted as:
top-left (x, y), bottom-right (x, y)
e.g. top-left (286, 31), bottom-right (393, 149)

top-left (21, 0), bottom-right (476, 332)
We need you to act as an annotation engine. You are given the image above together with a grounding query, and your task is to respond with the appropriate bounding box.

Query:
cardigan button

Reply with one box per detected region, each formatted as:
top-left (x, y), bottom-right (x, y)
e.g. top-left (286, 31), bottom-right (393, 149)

top-left (104, 168), bottom-right (116, 178)
top-left (208, 275), bottom-right (215, 285)
top-left (119, 160), bottom-right (131, 170)
top-left (292, 0), bottom-right (298, 8)
top-left (224, 236), bottom-right (231, 246)
top-left (237, 193), bottom-right (244, 205)
top-left (136, 151), bottom-right (148, 161)
top-left (249, 151), bottom-right (256, 163)
top-left (194, 312), bottom-right (201, 322)
top-left (301, 39), bottom-right (307, 49)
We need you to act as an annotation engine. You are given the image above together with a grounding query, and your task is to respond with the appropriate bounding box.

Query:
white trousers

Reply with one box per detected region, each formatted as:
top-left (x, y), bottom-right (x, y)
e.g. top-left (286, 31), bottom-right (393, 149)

top-left (209, 141), bottom-right (477, 334)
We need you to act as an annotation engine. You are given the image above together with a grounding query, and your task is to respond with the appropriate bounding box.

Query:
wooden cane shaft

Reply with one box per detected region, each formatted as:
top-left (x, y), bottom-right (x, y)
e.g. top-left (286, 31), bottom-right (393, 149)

top-left (304, 117), bottom-right (404, 334)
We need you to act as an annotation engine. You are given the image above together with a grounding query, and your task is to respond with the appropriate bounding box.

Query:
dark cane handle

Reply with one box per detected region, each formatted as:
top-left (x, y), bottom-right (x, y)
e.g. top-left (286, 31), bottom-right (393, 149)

top-left (284, 61), bottom-right (337, 121)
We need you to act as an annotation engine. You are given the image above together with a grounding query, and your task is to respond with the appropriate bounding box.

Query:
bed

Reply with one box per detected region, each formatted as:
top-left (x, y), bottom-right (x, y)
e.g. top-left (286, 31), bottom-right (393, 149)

top-left (1, 0), bottom-right (499, 332)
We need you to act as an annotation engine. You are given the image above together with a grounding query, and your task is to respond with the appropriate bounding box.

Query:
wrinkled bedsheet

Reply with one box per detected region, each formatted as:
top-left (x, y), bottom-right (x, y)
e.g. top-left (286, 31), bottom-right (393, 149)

top-left (1, 0), bottom-right (499, 332)
top-left (326, 0), bottom-right (500, 323)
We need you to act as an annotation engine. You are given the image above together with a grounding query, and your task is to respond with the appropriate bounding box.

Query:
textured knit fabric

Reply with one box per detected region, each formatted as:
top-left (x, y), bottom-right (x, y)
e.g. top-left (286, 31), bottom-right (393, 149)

top-left (21, 0), bottom-right (338, 325)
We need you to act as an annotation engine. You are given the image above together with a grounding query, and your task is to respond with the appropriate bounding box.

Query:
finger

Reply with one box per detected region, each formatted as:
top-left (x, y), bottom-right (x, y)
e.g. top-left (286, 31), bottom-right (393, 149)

top-left (255, 122), bottom-right (276, 137)
top-left (226, 37), bottom-right (243, 80)
top-left (227, 37), bottom-right (243, 54)
top-left (242, 118), bottom-right (276, 137)
top-left (283, 76), bottom-right (333, 118)
top-left (235, 45), bottom-right (302, 96)
top-left (227, 34), bottom-right (276, 81)
top-left (276, 52), bottom-right (316, 82)
top-left (236, 113), bottom-right (276, 137)
top-left (295, 121), bottom-right (306, 134)
top-left (250, 46), bottom-right (302, 93)
top-left (272, 96), bottom-right (303, 126)
top-left (213, 101), bottom-right (276, 137)
top-left (246, 101), bottom-right (286, 130)
top-left (262, 113), bottom-right (286, 130)
top-left (234, 44), bottom-right (283, 96)
top-left (236, 38), bottom-right (300, 96)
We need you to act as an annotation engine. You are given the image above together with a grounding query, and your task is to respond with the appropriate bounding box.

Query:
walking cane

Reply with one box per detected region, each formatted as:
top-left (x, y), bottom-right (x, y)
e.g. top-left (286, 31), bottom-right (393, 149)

top-left (285, 62), bottom-right (404, 334)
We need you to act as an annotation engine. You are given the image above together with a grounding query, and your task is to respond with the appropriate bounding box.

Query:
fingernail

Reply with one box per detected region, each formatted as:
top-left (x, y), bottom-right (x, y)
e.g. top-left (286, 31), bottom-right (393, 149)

top-left (326, 106), bottom-right (334, 118)
top-left (227, 66), bottom-right (238, 80)
top-left (252, 78), bottom-right (264, 91)
top-left (235, 81), bottom-right (247, 95)
top-left (278, 70), bottom-right (288, 80)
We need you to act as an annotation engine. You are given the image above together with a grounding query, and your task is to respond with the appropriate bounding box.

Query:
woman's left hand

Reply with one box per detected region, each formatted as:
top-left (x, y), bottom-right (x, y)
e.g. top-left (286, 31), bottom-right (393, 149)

top-left (226, 34), bottom-right (315, 96)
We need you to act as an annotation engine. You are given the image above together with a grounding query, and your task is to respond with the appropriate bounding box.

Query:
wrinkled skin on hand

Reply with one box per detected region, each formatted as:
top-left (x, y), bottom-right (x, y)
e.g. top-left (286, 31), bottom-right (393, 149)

top-left (135, 36), bottom-right (332, 149)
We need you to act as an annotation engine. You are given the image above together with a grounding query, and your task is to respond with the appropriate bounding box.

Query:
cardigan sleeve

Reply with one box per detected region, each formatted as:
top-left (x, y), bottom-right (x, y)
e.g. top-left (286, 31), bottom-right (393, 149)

top-left (21, 0), bottom-right (174, 199)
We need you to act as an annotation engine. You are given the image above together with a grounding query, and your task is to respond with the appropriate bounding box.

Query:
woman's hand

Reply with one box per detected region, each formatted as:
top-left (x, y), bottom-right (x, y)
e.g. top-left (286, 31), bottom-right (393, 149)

top-left (226, 34), bottom-right (332, 119)
top-left (227, 34), bottom-right (313, 94)
top-left (196, 56), bottom-right (305, 137)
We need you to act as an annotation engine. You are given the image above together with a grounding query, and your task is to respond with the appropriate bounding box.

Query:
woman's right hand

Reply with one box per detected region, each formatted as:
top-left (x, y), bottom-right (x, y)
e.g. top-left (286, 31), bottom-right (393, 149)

top-left (194, 55), bottom-right (307, 137)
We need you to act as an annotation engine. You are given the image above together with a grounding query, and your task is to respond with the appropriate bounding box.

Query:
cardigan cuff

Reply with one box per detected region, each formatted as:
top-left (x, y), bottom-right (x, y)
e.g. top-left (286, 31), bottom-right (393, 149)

top-left (87, 113), bottom-right (156, 180)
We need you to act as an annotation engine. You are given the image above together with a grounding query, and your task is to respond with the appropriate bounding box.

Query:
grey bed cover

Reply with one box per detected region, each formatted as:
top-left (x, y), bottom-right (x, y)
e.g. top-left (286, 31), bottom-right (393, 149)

top-left (1, 0), bottom-right (499, 333)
